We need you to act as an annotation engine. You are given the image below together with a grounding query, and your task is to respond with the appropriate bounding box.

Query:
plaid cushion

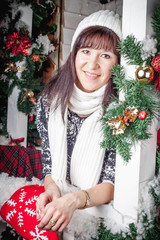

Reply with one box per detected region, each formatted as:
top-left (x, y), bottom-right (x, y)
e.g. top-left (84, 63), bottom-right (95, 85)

top-left (0, 145), bottom-right (42, 180)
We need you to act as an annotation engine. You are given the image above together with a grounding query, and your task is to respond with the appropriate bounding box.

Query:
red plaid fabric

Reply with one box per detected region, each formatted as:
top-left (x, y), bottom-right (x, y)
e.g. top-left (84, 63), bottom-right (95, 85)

top-left (0, 145), bottom-right (42, 180)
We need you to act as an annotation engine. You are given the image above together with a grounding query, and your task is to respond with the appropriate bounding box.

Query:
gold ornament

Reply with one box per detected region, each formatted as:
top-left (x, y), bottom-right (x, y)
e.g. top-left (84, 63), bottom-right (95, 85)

top-left (20, 89), bottom-right (34, 103)
top-left (25, 89), bottom-right (34, 98)
top-left (4, 62), bottom-right (17, 72)
top-left (123, 106), bottom-right (138, 126)
top-left (106, 115), bottom-right (126, 135)
top-left (106, 106), bottom-right (139, 135)
top-left (135, 65), bottom-right (154, 84)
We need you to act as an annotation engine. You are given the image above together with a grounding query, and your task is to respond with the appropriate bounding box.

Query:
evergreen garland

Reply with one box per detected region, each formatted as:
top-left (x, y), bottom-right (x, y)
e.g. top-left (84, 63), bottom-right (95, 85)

top-left (101, 10), bottom-right (160, 162)
top-left (152, 7), bottom-right (160, 52)
top-left (102, 64), bottom-right (160, 162)
top-left (118, 35), bottom-right (144, 65)
top-left (0, 0), bottom-right (57, 146)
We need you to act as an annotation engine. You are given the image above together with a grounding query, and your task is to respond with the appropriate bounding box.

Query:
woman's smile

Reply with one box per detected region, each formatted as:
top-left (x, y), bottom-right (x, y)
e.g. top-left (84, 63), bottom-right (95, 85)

top-left (84, 71), bottom-right (100, 79)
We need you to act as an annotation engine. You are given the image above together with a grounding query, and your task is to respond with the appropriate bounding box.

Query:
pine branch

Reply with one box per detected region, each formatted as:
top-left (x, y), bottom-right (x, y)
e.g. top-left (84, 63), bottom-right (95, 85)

top-left (118, 35), bottom-right (144, 65)
top-left (152, 6), bottom-right (160, 35)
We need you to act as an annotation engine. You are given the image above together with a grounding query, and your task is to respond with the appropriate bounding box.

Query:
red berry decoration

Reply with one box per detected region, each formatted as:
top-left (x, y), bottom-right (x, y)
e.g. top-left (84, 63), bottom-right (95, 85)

top-left (138, 110), bottom-right (147, 120)
top-left (151, 55), bottom-right (160, 72)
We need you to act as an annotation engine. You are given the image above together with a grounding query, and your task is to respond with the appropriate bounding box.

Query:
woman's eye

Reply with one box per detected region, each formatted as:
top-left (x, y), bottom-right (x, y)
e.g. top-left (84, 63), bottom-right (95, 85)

top-left (82, 49), bottom-right (89, 54)
top-left (101, 54), bottom-right (110, 59)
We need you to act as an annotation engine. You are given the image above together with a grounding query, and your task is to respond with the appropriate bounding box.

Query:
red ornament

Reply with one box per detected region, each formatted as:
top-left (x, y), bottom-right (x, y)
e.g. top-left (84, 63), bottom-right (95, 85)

top-left (31, 54), bottom-right (40, 62)
top-left (28, 114), bottom-right (34, 121)
top-left (157, 128), bottom-right (160, 151)
top-left (6, 30), bottom-right (31, 55)
top-left (151, 55), bottom-right (160, 72)
top-left (29, 97), bottom-right (36, 103)
top-left (154, 72), bottom-right (160, 92)
top-left (138, 110), bottom-right (147, 120)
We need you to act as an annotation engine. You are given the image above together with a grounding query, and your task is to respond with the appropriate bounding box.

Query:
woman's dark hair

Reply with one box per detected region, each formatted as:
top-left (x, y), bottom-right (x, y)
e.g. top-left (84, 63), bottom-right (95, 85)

top-left (41, 25), bottom-right (120, 117)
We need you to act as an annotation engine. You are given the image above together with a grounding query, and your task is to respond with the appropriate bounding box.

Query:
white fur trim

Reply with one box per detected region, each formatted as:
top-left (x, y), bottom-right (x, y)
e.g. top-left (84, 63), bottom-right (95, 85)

top-left (0, 173), bottom-right (42, 222)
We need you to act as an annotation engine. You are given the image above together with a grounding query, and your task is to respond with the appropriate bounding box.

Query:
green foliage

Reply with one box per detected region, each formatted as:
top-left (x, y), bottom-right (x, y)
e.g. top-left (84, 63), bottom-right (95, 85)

top-left (118, 35), bottom-right (144, 65)
top-left (155, 150), bottom-right (160, 175)
top-left (92, 222), bottom-right (138, 240)
top-left (93, 217), bottom-right (160, 240)
top-left (0, 0), bottom-right (57, 145)
top-left (102, 65), bottom-right (160, 162)
top-left (28, 116), bottom-right (41, 146)
top-left (17, 90), bottom-right (34, 115)
top-left (152, 6), bottom-right (160, 52)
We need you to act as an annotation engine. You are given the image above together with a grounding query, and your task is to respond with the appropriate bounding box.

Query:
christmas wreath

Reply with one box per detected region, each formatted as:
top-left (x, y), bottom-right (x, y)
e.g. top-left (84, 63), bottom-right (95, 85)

top-left (102, 7), bottom-right (160, 162)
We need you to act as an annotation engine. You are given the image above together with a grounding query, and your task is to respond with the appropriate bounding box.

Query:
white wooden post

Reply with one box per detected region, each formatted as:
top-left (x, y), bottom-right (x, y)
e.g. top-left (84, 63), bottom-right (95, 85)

top-left (7, 6), bottom-right (33, 147)
top-left (113, 0), bottom-right (159, 224)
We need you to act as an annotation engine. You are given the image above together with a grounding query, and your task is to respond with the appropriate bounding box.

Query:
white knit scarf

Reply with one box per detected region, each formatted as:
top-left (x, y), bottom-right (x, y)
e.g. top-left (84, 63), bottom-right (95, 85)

top-left (48, 84), bottom-right (106, 189)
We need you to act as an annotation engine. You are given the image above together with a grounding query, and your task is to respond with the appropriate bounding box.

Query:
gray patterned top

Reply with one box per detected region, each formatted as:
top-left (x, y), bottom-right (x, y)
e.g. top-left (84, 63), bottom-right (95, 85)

top-left (36, 97), bottom-right (116, 185)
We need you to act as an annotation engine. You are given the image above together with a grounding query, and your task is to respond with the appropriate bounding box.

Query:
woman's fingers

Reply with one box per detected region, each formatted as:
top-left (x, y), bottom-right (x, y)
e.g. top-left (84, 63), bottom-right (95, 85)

top-left (36, 192), bottom-right (52, 221)
top-left (37, 193), bottom-right (75, 232)
top-left (55, 218), bottom-right (70, 233)
top-left (36, 202), bottom-right (41, 221)
top-left (37, 205), bottom-right (55, 229)
top-left (37, 204), bottom-right (69, 232)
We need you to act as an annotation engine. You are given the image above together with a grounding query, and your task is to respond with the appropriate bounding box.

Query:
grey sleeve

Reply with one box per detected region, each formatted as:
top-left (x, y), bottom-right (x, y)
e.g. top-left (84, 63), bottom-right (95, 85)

top-left (36, 97), bottom-right (52, 179)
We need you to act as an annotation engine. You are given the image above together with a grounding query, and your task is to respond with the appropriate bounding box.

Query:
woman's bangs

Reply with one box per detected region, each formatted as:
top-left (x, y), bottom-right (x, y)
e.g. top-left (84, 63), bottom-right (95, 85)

top-left (79, 30), bottom-right (118, 54)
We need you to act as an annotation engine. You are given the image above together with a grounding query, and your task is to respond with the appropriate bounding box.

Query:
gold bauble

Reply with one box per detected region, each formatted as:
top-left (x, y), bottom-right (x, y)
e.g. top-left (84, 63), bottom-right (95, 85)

top-left (135, 65), bottom-right (154, 84)
top-left (25, 89), bottom-right (34, 98)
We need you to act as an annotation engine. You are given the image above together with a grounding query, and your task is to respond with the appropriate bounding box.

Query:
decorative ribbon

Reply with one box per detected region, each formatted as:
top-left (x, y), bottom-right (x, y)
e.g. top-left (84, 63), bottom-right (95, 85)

top-left (9, 136), bottom-right (24, 146)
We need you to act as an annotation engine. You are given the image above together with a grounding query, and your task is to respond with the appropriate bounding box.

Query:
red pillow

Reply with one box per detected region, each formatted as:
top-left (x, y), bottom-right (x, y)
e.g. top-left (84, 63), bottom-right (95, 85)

top-left (0, 184), bottom-right (59, 240)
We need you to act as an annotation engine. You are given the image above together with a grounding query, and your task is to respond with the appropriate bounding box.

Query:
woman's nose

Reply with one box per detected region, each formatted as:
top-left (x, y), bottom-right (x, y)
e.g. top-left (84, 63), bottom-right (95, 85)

top-left (87, 55), bottom-right (99, 69)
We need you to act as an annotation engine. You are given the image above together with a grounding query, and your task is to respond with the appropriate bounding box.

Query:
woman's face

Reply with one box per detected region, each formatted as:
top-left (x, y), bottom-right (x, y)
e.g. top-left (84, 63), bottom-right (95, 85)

top-left (75, 48), bottom-right (118, 93)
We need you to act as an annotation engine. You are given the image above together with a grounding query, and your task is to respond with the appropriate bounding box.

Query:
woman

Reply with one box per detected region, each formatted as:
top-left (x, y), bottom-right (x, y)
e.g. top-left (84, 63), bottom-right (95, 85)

top-left (36, 9), bottom-right (122, 237)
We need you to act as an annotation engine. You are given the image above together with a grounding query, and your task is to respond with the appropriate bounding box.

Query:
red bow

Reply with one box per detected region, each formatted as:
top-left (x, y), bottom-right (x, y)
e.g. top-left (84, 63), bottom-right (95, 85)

top-left (9, 136), bottom-right (24, 146)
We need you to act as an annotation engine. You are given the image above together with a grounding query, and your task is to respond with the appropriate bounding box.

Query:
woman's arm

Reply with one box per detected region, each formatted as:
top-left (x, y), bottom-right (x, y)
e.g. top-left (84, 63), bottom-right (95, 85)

top-left (37, 175), bottom-right (114, 233)
top-left (76, 181), bottom-right (114, 208)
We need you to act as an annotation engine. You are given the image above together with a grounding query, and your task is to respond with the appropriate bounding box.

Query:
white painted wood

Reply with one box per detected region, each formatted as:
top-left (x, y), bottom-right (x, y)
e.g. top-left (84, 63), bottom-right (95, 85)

top-left (7, 6), bottom-right (33, 147)
top-left (62, 27), bottom-right (75, 45)
top-left (64, 0), bottom-right (101, 15)
top-left (7, 87), bottom-right (28, 147)
top-left (113, 0), bottom-right (159, 223)
top-left (84, 202), bottom-right (136, 226)
top-left (63, 11), bottom-right (85, 29)
top-left (61, 43), bottom-right (70, 62)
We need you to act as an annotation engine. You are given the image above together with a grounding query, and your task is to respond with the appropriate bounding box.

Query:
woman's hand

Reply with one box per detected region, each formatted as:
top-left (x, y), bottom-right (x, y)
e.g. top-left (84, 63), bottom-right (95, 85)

top-left (36, 177), bottom-right (114, 233)
top-left (36, 175), bottom-right (61, 224)
top-left (37, 192), bottom-right (82, 232)
top-left (36, 189), bottom-right (60, 220)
